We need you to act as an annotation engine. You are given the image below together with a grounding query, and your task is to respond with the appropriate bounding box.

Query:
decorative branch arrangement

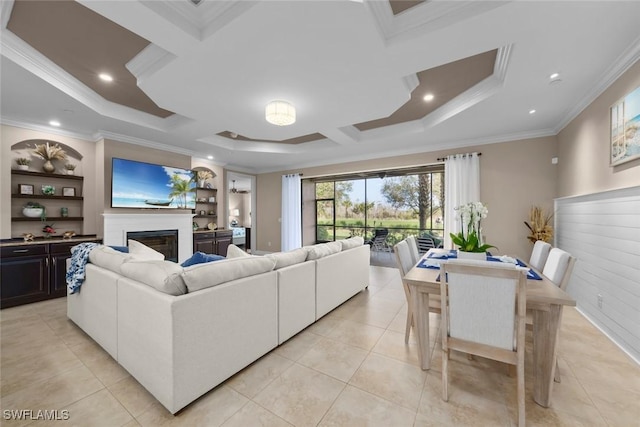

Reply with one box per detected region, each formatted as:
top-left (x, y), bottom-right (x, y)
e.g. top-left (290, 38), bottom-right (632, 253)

top-left (524, 206), bottom-right (553, 243)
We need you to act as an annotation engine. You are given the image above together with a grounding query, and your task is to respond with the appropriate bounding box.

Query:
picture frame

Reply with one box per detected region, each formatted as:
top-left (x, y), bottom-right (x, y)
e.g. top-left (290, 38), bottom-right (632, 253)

top-left (62, 187), bottom-right (76, 197)
top-left (610, 85), bottom-right (640, 166)
top-left (19, 184), bottom-right (34, 195)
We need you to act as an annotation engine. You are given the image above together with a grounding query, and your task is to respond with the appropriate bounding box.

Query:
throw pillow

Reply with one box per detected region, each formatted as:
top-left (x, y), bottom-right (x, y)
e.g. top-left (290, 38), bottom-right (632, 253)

top-left (265, 248), bottom-right (308, 269)
top-left (181, 251), bottom-right (225, 267)
top-left (128, 239), bottom-right (165, 261)
top-left (226, 244), bottom-right (251, 259)
top-left (120, 260), bottom-right (187, 295)
top-left (306, 241), bottom-right (342, 260)
top-left (181, 256), bottom-right (276, 293)
top-left (120, 259), bottom-right (187, 295)
top-left (88, 245), bottom-right (131, 274)
top-left (340, 236), bottom-right (364, 250)
top-left (109, 245), bottom-right (129, 253)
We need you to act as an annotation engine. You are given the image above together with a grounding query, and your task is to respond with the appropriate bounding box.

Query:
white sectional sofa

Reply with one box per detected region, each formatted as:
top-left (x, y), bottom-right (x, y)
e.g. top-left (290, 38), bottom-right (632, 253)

top-left (67, 239), bottom-right (369, 414)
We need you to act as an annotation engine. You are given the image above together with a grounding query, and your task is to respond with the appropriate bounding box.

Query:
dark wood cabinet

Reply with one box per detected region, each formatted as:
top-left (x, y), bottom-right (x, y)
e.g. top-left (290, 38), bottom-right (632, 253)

top-left (0, 238), bottom-right (101, 308)
top-left (193, 229), bottom-right (233, 257)
top-left (0, 245), bottom-right (49, 308)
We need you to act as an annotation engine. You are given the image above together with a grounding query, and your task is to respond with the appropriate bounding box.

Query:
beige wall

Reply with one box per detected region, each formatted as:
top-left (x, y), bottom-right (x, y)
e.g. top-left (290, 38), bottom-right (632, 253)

top-left (257, 136), bottom-right (558, 260)
top-left (558, 60), bottom-right (640, 197)
top-left (1, 125), bottom-right (98, 239)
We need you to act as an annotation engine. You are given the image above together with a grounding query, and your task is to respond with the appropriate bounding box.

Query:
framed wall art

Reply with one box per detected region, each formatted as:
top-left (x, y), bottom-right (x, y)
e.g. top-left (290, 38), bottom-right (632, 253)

top-left (610, 85), bottom-right (640, 166)
top-left (19, 184), bottom-right (34, 195)
top-left (63, 187), bottom-right (76, 197)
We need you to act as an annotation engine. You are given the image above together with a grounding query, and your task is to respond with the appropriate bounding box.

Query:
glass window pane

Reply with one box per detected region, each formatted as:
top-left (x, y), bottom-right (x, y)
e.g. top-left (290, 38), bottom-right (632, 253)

top-left (317, 225), bottom-right (334, 241)
top-left (315, 182), bottom-right (334, 199)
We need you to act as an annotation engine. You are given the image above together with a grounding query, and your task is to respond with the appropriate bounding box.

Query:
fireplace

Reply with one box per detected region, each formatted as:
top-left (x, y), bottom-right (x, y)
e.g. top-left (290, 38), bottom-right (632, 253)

top-left (127, 229), bottom-right (178, 262)
top-left (103, 213), bottom-right (194, 263)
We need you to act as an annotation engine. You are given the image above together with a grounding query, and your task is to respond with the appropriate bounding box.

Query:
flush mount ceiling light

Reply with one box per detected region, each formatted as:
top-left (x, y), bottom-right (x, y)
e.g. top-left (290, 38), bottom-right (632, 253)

top-left (265, 100), bottom-right (296, 126)
top-left (423, 93), bottom-right (435, 102)
top-left (529, 109), bottom-right (537, 115)
top-left (49, 120), bottom-right (60, 127)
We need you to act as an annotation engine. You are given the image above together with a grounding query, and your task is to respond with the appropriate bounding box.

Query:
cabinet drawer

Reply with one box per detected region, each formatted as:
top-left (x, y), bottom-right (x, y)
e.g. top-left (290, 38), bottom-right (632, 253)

top-left (194, 232), bottom-right (215, 241)
top-left (1, 244), bottom-right (48, 258)
top-left (50, 241), bottom-right (79, 255)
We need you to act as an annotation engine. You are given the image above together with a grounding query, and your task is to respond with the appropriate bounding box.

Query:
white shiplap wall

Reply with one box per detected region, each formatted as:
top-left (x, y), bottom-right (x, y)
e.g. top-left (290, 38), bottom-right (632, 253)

top-left (555, 186), bottom-right (640, 363)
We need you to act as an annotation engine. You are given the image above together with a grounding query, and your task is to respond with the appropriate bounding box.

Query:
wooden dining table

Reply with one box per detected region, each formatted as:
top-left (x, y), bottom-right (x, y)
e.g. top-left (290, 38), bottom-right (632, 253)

top-left (403, 249), bottom-right (576, 408)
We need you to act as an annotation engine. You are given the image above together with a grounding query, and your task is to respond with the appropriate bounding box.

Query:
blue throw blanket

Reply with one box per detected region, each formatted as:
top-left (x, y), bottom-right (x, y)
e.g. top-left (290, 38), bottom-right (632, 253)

top-left (66, 242), bottom-right (100, 294)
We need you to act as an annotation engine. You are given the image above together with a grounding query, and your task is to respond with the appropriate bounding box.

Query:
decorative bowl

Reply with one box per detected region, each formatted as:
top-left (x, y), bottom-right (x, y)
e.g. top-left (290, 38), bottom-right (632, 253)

top-left (23, 207), bottom-right (44, 218)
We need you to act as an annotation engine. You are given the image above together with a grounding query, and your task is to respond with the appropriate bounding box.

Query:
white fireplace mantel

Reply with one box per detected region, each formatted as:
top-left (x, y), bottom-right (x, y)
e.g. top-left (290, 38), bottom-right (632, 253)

top-left (102, 213), bottom-right (194, 263)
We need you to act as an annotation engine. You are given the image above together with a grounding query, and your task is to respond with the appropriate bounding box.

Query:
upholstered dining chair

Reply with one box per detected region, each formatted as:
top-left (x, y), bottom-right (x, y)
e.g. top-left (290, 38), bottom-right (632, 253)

top-left (393, 239), bottom-right (441, 343)
top-left (542, 248), bottom-right (576, 291)
top-left (529, 240), bottom-right (552, 272)
top-left (440, 259), bottom-right (528, 427)
top-left (406, 235), bottom-right (420, 265)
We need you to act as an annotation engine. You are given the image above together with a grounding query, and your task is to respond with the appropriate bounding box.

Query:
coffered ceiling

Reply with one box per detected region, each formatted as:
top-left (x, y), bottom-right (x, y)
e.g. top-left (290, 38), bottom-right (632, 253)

top-left (1, 0), bottom-right (640, 173)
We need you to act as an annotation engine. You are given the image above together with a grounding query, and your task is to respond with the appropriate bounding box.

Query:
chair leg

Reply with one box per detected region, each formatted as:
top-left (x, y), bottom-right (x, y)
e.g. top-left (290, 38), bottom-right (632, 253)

top-left (517, 362), bottom-right (525, 427)
top-left (442, 348), bottom-right (449, 401)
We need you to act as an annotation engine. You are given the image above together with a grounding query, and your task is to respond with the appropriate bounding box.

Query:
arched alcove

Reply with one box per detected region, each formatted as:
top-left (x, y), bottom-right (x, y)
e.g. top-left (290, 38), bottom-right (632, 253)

top-left (11, 139), bottom-right (83, 160)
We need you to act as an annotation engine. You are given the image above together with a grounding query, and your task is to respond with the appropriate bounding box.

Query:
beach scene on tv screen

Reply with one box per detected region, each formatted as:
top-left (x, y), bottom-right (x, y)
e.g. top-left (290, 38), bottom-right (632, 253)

top-left (112, 159), bottom-right (195, 209)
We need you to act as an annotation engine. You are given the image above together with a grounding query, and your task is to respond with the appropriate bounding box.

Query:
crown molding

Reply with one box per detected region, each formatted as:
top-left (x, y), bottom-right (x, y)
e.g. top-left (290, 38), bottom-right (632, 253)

top-left (125, 43), bottom-right (176, 85)
top-left (554, 34), bottom-right (640, 134)
top-left (367, 0), bottom-right (508, 45)
top-left (1, 118), bottom-right (96, 141)
top-left (1, 0), bottom-right (14, 29)
top-left (98, 130), bottom-right (195, 157)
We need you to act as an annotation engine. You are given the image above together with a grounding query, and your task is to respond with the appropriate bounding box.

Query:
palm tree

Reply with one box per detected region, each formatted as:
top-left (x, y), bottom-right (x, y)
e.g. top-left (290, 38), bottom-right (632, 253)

top-left (168, 174), bottom-right (193, 208)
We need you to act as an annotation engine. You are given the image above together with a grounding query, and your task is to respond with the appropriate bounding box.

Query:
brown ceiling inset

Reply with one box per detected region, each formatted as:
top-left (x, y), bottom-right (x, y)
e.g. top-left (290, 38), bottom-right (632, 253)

top-left (354, 49), bottom-right (497, 132)
top-left (218, 131), bottom-right (326, 145)
top-left (389, 0), bottom-right (426, 16)
top-left (7, 0), bottom-right (174, 118)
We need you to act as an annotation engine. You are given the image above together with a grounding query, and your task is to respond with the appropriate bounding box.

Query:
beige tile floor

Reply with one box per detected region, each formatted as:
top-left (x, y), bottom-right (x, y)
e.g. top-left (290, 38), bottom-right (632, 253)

top-left (1, 265), bottom-right (639, 426)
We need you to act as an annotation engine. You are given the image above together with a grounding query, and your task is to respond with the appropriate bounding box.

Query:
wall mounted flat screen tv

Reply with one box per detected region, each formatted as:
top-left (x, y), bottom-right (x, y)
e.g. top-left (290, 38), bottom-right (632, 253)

top-left (111, 158), bottom-right (196, 209)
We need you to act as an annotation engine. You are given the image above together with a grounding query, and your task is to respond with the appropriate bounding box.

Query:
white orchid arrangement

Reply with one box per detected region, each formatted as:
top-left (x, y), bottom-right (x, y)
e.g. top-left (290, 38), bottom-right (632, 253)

top-left (450, 201), bottom-right (496, 253)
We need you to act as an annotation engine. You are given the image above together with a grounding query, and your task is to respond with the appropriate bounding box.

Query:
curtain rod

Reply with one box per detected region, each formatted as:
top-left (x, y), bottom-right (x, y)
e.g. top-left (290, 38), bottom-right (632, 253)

top-left (436, 152), bottom-right (482, 162)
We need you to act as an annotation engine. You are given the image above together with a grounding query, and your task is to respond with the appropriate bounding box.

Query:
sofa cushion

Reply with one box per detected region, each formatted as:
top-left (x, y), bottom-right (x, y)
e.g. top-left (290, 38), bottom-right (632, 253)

top-left (266, 248), bottom-right (308, 270)
top-left (226, 244), bottom-right (251, 259)
top-left (109, 245), bottom-right (129, 253)
top-left (306, 241), bottom-right (342, 260)
top-left (181, 252), bottom-right (225, 267)
top-left (120, 260), bottom-right (187, 295)
top-left (181, 257), bottom-right (276, 293)
top-left (88, 245), bottom-right (131, 274)
top-left (340, 236), bottom-right (364, 250)
top-left (128, 239), bottom-right (165, 261)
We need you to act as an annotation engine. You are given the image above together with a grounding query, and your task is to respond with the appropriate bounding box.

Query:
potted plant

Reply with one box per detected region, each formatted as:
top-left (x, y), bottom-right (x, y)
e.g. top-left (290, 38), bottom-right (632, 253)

top-left (15, 158), bottom-right (31, 171)
top-left (64, 163), bottom-right (77, 175)
top-left (32, 142), bottom-right (67, 173)
top-left (449, 201), bottom-right (496, 259)
top-left (524, 206), bottom-right (553, 243)
top-left (22, 201), bottom-right (46, 219)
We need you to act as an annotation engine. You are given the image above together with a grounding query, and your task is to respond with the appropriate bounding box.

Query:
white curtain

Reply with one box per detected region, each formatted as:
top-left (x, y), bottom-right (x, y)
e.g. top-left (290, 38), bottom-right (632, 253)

top-left (443, 153), bottom-right (480, 249)
top-left (281, 173), bottom-right (302, 251)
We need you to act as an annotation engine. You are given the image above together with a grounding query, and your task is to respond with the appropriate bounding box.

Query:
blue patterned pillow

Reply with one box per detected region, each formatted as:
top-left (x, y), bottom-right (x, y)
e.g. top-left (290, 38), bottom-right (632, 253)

top-left (181, 252), bottom-right (225, 267)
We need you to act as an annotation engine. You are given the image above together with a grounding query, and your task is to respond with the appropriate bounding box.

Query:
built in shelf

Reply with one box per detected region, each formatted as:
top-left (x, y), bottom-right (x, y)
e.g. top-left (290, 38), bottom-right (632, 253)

top-left (11, 170), bottom-right (84, 181)
top-left (12, 217), bottom-right (83, 222)
top-left (12, 194), bottom-right (83, 201)
top-left (194, 215), bottom-right (217, 218)
top-left (195, 201), bottom-right (217, 205)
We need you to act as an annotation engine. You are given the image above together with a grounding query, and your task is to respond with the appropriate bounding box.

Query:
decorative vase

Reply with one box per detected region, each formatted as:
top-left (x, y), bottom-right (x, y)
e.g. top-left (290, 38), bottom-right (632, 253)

top-left (457, 250), bottom-right (487, 261)
top-left (42, 160), bottom-right (55, 173)
top-left (67, 170), bottom-right (75, 175)
top-left (22, 207), bottom-right (44, 218)
top-left (17, 165), bottom-right (29, 171)
top-left (198, 180), bottom-right (206, 188)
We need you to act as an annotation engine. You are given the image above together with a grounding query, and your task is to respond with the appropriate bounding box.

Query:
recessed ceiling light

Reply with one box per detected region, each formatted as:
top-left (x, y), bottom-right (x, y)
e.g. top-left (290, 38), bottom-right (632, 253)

top-left (98, 73), bottom-right (113, 82)
top-left (207, 155), bottom-right (213, 160)
top-left (529, 109), bottom-right (537, 115)
top-left (549, 73), bottom-right (559, 79)
top-left (423, 93), bottom-right (435, 102)
top-left (49, 120), bottom-right (60, 127)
